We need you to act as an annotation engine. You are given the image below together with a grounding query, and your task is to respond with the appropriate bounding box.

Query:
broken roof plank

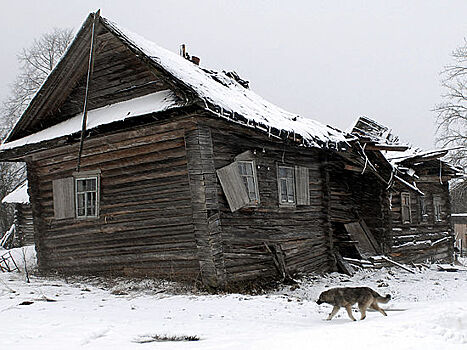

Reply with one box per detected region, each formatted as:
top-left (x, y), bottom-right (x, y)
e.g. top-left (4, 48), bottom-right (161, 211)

top-left (365, 144), bottom-right (409, 152)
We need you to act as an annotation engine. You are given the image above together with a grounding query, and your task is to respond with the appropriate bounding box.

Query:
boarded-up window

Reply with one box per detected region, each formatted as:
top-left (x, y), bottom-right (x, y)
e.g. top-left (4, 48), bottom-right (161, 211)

top-left (217, 162), bottom-right (251, 212)
top-left (53, 178), bottom-right (75, 219)
top-left (401, 192), bottom-right (411, 224)
top-left (295, 166), bottom-right (310, 206)
top-left (433, 195), bottom-right (442, 222)
top-left (278, 166), bottom-right (295, 205)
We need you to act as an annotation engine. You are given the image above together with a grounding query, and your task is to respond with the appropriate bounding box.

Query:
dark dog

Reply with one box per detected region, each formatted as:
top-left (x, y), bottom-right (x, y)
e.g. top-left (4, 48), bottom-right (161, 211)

top-left (317, 287), bottom-right (391, 321)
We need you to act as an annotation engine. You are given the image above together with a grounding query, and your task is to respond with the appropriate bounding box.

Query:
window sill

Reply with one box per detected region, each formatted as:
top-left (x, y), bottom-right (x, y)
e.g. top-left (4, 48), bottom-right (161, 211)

top-left (279, 203), bottom-right (296, 208)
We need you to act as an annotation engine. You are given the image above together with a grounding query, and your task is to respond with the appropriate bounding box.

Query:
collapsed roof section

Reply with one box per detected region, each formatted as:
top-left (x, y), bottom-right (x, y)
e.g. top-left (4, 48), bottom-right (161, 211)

top-left (1, 12), bottom-right (353, 159)
top-left (350, 116), bottom-right (464, 194)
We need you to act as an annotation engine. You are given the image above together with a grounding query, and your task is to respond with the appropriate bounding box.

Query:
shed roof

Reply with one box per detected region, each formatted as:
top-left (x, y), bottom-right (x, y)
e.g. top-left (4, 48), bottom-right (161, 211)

top-left (2, 181), bottom-right (29, 204)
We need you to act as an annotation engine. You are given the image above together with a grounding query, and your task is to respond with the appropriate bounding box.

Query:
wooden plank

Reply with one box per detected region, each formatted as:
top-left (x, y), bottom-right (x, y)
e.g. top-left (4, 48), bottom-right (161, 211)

top-left (216, 162), bottom-right (249, 212)
top-left (52, 177), bottom-right (75, 219)
top-left (295, 166), bottom-right (310, 205)
top-left (344, 222), bottom-right (378, 256)
top-left (359, 219), bottom-right (382, 254)
top-left (335, 252), bottom-right (355, 275)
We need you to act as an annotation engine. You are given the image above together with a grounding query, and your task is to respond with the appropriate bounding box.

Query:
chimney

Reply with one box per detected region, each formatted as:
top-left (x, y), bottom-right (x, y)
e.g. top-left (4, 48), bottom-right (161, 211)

top-left (180, 44), bottom-right (186, 58)
top-left (180, 44), bottom-right (200, 65)
top-left (191, 56), bottom-right (200, 66)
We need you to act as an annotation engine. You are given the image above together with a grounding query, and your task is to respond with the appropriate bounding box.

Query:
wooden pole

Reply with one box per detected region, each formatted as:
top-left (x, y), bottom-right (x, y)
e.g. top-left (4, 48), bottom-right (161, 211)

top-left (77, 10), bottom-right (100, 172)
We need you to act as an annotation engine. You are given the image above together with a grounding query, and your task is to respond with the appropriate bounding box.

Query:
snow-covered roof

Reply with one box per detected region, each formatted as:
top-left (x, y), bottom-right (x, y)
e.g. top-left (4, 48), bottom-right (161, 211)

top-left (0, 15), bottom-right (352, 154)
top-left (0, 90), bottom-right (182, 151)
top-left (385, 147), bottom-right (465, 175)
top-left (101, 17), bottom-right (351, 148)
top-left (2, 181), bottom-right (29, 204)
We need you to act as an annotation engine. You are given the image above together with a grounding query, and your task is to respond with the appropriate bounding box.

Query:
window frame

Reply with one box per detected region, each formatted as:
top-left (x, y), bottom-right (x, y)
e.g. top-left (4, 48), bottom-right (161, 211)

top-left (419, 195), bottom-right (428, 222)
top-left (237, 160), bottom-right (260, 207)
top-left (74, 174), bottom-right (100, 219)
top-left (277, 165), bottom-right (296, 206)
top-left (401, 192), bottom-right (412, 224)
top-left (433, 194), bottom-right (442, 222)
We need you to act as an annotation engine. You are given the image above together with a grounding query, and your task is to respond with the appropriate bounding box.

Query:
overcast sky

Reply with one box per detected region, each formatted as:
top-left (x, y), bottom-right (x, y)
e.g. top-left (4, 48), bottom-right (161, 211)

top-left (1, 0), bottom-right (466, 149)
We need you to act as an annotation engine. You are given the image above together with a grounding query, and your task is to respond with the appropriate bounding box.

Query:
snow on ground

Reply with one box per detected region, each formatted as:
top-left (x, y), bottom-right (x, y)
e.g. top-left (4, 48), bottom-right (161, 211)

top-left (0, 249), bottom-right (466, 350)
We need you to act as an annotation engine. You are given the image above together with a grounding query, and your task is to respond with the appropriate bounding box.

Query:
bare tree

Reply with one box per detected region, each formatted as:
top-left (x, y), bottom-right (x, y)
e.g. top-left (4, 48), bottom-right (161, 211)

top-left (0, 28), bottom-right (74, 238)
top-left (1, 28), bottom-right (74, 131)
top-left (434, 39), bottom-right (467, 213)
top-left (434, 39), bottom-right (467, 168)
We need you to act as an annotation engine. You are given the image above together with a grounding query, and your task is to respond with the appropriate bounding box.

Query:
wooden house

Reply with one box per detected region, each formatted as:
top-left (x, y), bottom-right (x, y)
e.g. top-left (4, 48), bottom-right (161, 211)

top-left (0, 13), bottom-right (460, 287)
top-left (0, 12), bottom-right (365, 288)
top-left (1, 181), bottom-right (34, 248)
top-left (349, 117), bottom-right (463, 264)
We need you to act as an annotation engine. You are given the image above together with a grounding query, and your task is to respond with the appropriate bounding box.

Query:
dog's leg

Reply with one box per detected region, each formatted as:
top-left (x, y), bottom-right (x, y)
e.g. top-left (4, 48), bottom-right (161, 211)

top-left (327, 306), bottom-right (340, 320)
top-left (358, 300), bottom-right (372, 320)
top-left (345, 305), bottom-right (356, 321)
top-left (371, 302), bottom-right (387, 316)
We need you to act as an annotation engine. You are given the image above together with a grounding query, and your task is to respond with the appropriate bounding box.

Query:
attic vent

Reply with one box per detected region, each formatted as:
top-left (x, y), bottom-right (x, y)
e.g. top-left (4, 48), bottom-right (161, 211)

top-left (179, 44), bottom-right (200, 65)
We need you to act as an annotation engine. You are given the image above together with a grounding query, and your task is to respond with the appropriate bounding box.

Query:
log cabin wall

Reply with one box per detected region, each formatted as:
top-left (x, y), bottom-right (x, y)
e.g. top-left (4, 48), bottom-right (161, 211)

top-left (201, 117), bottom-right (333, 283)
top-left (25, 116), bottom-right (202, 280)
top-left (326, 155), bottom-right (390, 257)
top-left (389, 180), bottom-right (453, 263)
top-left (14, 204), bottom-right (35, 246)
top-left (185, 124), bottom-right (226, 288)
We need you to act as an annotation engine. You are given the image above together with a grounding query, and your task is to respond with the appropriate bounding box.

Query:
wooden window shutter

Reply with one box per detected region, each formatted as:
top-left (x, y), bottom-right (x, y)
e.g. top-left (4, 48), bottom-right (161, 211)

top-left (216, 162), bottom-right (250, 212)
top-left (295, 166), bottom-right (310, 205)
top-left (53, 177), bottom-right (75, 219)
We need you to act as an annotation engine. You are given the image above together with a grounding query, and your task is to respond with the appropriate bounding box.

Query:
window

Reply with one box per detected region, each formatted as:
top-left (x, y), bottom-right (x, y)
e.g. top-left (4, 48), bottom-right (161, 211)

top-left (278, 166), bottom-right (295, 205)
top-left (237, 161), bottom-right (260, 205)
top-left (52, 171), bottom-right (100, 220)
top-left (217, 159), bottom-right (260, 212)
top-left (433, 195), bottom-right (442, 222)
top-left (401, 192), bottom-right (411, 224)
top-left (419, 196), bottom-right (427, 222)
top-left (75, 176), bottom-right (99, 218)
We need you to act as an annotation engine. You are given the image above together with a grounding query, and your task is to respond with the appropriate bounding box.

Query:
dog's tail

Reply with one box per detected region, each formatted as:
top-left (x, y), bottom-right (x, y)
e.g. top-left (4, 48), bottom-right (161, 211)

top-left (370, 289), bottom-right (391, 303)
top-left (376, 294), bottom-right (391, 303)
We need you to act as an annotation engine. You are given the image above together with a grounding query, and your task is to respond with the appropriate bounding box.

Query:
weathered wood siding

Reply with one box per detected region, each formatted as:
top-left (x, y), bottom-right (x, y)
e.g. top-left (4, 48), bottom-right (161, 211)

top-left (18, 24), bottom-right (174, 139)
top-left (389, 181), bottom-right (453, 263)
top-left (327, 155), bottom-right (390, 257)
top-left (203, 117), bottom-right (333, 283)
top-left (26, 117), bottom-right (201, 279)
top-left (11, 204), bottom-right (35, 247)
top-left (185, 124), bottom-right (226, 287)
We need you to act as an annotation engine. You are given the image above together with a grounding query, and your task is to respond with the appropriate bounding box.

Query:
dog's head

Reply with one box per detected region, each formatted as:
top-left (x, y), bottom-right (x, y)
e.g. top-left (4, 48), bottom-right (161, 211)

top-left (316, 290), bottom-right (331, 305)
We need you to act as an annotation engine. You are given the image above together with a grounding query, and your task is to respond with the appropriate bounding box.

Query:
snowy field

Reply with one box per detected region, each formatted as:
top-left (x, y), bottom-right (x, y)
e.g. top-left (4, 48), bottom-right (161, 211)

top-left (1, 246), bottom-right (466, 350)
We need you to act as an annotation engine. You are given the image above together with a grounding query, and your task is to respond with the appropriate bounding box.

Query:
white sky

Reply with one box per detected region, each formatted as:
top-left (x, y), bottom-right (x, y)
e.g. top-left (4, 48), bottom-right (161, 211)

top-left (1, 0), bottom-right (466, 149)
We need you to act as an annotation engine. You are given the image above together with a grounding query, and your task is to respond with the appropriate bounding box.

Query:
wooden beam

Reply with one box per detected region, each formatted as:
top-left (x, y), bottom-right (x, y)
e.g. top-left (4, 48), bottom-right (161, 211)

top-left (365, 144), bottom-right (409, 151)
top-left (344, 164), bottom-right (364, 172)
